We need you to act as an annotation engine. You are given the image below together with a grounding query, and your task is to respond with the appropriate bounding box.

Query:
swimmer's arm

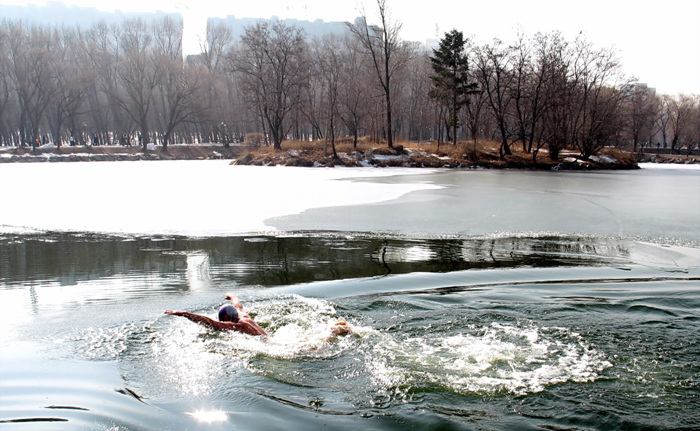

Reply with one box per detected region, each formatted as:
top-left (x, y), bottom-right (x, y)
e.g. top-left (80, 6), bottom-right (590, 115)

top-left (164, 310), bottom-right (233, 331)
top-left (224, 294), bottom-right (244, 312)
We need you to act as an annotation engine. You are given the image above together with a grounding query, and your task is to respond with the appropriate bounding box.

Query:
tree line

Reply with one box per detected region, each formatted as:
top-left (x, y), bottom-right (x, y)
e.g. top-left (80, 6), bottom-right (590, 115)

top-left (1, 1), bottom-right (698, 159)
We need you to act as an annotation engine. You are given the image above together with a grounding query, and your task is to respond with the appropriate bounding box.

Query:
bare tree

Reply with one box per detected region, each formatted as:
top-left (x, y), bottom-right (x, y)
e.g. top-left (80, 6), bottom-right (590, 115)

top-left (625, 83), bottom-right (658, 152)
top-left (338, 35), bottom-right (373, 149)
top-left (509, 33), bottom-right (532, 153)
top-left (0, 23), bottom-right (14, 145)
top-left (406, 51), bottom-right (434, 142)
top-left (45, 27), bottom-right (91, 147)
top-left (526, 32), bottom-right (566, 161)
top-left (568, 38), bottom-right (628, 159)
top-left (312, 35), bottom-right (345, 157)
top-left (463, 80), bottom-right (488, 145)
top-left (510, 32), bottom-right (559, 157)
top-left (302, 43), bottom-right (325, 141)
top-left (200, 20), bottom-right (233, 73)
top-left (691, 95), bottom-right (700, 154)
top-left (150, 16), bottom-right (207, 148)
top-left (537, 35), bottom-right (628, 160)
top-left (5, 22), bottom-right (58, 147)
top-left (114, 18), bottom-right (162, 148)
top-left (159, 64), bottom-right (209, 148)
top-left (474, 39), bottom-right (515, 159)
top-left (235, 21), bottom-right (308, 150)
top-left (540, 35), bottom-right (574, 160)
top-left (347, 0), bottom-right (412, 148)
top-left (82, 21), bottom-right (127, 145)
top-left (0, 14), bottom-right (693, 160)
top-left (188, 20), bottom-right (235, 144)
top-left (656, 94), bottom-right (673, 150)
top-left (666, 94), bottom-right (695, 154)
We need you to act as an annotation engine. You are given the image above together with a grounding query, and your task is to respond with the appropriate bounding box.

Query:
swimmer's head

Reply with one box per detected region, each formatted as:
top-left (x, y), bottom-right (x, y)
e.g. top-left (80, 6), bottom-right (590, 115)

top-left (218, 304), bottom-right (239, 322)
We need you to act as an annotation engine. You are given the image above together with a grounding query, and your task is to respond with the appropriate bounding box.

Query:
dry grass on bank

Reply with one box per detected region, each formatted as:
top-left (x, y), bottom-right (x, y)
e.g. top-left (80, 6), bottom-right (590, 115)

top-left (249, 140), bottom-right (691, 166)
top-left (244, 138), bottom-right (504, 160)
top-left (1, 137), bottom-right (651, 168)
top-left (234, 137), bottom-right (573, 168)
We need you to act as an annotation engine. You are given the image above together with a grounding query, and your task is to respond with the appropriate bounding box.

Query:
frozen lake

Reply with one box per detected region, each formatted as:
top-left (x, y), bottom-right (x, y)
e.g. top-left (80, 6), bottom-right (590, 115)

top-left (0, 161), bottom-right (698, 242)
top-left (0, 162), bottom-right (439, 236)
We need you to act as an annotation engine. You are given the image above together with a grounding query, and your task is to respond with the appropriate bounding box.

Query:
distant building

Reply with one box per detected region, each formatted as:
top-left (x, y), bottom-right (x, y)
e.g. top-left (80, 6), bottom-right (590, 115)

top-left (621, 82), bottom-right (656, 97)
top-left (0, 2), bottom-right (358, 58)
top-left (208, 15), bottom-right (351, 43)
top-left (0, 1), bottom-right (178, 28)
top-left (1, 2), bottom-right (437, 59)
top-left (425, 38), bottom-right (440, 50)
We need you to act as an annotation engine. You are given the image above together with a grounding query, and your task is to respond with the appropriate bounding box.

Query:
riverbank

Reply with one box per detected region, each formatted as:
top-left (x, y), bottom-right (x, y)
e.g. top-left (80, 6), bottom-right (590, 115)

top-left (230, 142), bottom-right (643, 170)
top-left (0, 144), bottom-right (241, 163)
top-left (2, 140), bottom-right (692, 169)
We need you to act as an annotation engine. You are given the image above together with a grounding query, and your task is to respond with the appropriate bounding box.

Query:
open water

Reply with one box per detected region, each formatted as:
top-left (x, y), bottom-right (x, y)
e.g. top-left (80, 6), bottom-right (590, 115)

top-left (0, 162), bottom-right (698, 430)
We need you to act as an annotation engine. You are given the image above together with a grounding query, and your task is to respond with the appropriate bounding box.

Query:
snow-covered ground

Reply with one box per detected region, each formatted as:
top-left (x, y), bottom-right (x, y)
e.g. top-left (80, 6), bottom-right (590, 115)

top-left (639, 162), bottom-right (700, 170)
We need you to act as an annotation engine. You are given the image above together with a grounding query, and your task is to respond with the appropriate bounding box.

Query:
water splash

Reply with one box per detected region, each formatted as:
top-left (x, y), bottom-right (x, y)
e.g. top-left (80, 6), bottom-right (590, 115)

top-left (66, 294), bottom-right (612, 401)
top-left (365, 321), bottom-right (612, 396)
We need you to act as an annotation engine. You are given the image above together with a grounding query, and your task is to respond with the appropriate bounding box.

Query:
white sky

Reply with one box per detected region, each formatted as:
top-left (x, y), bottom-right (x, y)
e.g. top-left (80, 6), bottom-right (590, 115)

top-left (1, 0), bottom-right (699, 95)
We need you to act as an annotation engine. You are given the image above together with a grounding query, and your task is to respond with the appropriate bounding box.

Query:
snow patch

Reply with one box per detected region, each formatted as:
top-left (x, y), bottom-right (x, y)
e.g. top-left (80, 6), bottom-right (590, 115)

top-left (640, 162), bottom-right (700, 170)
top-left (372, 154), bottom-right (407, 161)
top-left (589, 154), bottom-right (618, 164)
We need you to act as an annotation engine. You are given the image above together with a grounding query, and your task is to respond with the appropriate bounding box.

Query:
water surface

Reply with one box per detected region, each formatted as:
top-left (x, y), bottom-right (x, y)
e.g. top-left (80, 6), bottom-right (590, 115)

top-left (0, 163), bottom-right (698, 430)
top-left (1, 232), bottom-right (698, 430)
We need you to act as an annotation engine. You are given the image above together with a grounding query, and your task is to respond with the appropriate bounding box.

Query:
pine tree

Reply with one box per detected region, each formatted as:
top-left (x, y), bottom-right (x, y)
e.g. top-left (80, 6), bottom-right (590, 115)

top-left (430, 29), bottom-right (479, 146)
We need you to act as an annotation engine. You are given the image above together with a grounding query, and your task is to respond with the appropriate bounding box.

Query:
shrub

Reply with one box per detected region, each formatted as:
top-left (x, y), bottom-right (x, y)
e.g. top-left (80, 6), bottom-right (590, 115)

top-left (244, 133), bottom-right (265, 146)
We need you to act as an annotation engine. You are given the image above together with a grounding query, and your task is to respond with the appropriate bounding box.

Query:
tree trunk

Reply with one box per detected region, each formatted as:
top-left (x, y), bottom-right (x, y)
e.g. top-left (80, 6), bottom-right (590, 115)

top-left (385, 88), bottom-right (394, 148)
top-left (141, 123), bottom-right (149, 150)
top-left (499, 124), bottom-right (512, 159)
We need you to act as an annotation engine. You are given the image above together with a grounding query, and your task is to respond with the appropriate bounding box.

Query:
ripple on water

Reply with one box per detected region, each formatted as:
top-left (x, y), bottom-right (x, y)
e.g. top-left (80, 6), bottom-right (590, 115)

top-left (3, 230), bottom-right (699, 430)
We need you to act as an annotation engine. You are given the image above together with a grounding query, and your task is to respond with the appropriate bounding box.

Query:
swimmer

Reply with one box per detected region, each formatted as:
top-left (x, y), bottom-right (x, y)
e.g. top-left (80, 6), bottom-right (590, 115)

top-left (166, 294), bottom-right (353, 340)
top-left (165, 294), bottom-right (267, 336)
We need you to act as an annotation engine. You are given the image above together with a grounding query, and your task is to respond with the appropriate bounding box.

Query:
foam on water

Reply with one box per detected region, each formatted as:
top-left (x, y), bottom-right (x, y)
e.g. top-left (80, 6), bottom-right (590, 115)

top-left (235, 297), bottom-right (362, 359)
top-left (365, 321), bottom-right (611, 396)
top-left (75, 295), bottom-right (364, 397)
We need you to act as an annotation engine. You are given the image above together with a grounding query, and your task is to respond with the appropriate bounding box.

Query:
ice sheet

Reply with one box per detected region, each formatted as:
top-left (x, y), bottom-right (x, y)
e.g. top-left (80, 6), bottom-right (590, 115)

top-left (0, 161), bottom-right (439, 236)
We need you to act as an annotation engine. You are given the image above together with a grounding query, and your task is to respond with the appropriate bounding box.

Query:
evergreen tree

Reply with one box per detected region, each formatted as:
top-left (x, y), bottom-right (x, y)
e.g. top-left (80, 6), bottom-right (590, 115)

top-left (430, 29), bottom-right (479, 146)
